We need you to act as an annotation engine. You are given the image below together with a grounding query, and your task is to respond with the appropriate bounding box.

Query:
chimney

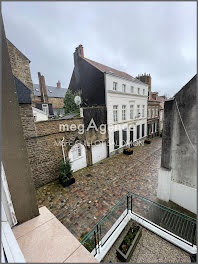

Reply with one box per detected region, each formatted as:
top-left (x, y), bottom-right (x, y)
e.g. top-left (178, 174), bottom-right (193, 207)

top-left (38, 72), bottom-right (48, 103)
top-left (57, 80), bottom-right (61, 88)
top-left (74, 44), bottom-right (84, 66)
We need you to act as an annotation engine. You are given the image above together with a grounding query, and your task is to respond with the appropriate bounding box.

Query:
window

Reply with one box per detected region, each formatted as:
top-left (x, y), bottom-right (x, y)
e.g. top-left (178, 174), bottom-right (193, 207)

top-left (122, 105), bottom-right (126, 120)
top-left (142, 124), bottom-right (145, 137)
top-left (122, 84), bottom-right (126, 93)
top-left (42, 104), bottom-right (48, 115)
top-left (131, 86), bottom-right (134, 93)
top-left (155, 107), bottom-right (158, 117)
top-left (71, 144), bottom-right (82, 160)
top-left (137, 125), bottom-right (140, 139)
top-left (138, 88), bottom-right (140, 95)
top-left (142, 105), bottom-right (145, 117)
top-left (137, 105), bottom-right (140, 118)
top-left (114, 131), bottom-right (119, 149)
top-left (130, 105), bottom-right (134, 119)
top-left (113, 105), bottom-right (118, 122)
top-left (122, 129), bottom-right (127, 146)
top-left (113, 82), bottom-right (117, 91)
top-left (143, 89), bottom-right (145, 95)
top-left (152, 108), bottom-right (154, 118)
top-left (148, 108), bottom-right (151, 119)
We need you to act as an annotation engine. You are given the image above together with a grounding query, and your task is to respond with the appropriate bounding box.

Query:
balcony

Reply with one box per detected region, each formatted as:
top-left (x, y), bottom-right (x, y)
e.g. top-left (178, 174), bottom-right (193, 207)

top-left (80, 191), bottom-right (196, 262)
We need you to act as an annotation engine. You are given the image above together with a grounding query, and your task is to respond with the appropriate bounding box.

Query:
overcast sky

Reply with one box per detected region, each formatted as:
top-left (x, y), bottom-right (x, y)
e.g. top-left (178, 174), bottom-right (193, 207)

top-left (2, 1), bottom-right (196, 96)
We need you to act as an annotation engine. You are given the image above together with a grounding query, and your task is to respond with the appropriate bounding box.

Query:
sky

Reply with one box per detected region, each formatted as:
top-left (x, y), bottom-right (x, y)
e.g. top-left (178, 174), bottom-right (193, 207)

top-left (2, 1), bottom-right (197, 97)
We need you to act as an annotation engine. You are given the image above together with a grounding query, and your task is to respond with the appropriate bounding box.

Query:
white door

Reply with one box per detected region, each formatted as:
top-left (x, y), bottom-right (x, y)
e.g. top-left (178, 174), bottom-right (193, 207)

top-left (91, 142), bottom-right (107, 164)
top-left (68, 143), bottom-right (87, 172)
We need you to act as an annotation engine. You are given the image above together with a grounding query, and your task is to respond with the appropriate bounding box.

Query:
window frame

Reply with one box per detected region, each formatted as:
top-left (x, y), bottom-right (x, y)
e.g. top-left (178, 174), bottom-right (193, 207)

top-left (113, 82), bottom-right (117, 91)
top-left (113, 105), bottom-right (118, 122)
top-left (122, 105), bottom-right (126, 120)
top-left (122, 84), bottom-right (126, 93)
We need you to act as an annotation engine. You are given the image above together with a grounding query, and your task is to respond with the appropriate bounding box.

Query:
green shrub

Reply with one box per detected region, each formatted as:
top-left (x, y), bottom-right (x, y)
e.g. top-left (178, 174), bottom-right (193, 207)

top-left (59, 159), bottom-right (73, 182)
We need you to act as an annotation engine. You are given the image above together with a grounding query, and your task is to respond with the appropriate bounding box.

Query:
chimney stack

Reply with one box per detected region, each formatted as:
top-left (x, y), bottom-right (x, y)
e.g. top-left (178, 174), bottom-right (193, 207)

top-left (57, 80), bottom-right (61, 88)
top-left (38, 72), bottom-right (48, 103)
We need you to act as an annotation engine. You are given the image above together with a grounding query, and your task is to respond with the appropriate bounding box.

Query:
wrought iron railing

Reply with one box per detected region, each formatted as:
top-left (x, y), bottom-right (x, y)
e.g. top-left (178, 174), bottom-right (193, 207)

top-left (80, 191), bottom-right (196, 256)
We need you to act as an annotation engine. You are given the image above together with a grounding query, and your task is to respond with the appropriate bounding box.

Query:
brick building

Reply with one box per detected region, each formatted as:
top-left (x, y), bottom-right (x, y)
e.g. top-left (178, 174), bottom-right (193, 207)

top-left (136, 73), bottom-right (166, 137)
top-left (33, 74), bottom-right (67, 117)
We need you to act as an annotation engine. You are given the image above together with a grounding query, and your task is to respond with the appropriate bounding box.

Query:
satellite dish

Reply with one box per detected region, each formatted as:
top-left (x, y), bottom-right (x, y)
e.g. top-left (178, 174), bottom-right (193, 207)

top-left (74, 95), bottom-right (81, 106)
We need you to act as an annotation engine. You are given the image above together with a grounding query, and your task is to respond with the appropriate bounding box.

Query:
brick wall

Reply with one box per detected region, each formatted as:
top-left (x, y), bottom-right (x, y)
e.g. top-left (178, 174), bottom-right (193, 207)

top-left (48, 97), bottom-right (64, 108)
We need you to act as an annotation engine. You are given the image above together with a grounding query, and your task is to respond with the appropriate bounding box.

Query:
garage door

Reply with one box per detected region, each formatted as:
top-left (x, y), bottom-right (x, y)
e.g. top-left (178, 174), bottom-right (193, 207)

top-left (91, 142), bottom-right (107, 164)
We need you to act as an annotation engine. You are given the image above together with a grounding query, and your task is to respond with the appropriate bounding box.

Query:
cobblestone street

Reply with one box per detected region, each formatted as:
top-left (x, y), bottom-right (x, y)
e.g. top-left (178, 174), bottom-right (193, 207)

top-left (37, 137), bottom-right (163, 239)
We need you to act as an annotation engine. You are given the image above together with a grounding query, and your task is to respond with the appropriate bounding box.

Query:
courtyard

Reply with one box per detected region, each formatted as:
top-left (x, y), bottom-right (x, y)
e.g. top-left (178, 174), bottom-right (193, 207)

top-left (37, 137), bottom-right (164, 239)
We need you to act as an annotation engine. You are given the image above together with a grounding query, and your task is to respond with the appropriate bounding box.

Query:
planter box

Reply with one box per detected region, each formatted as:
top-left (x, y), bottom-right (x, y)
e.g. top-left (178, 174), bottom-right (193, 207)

top-left (123, 149), bottom-right (133, 155)
top-left (59, 177), bottom-right (75, 187)
top-left (116, 226), bottom-right (142, 262)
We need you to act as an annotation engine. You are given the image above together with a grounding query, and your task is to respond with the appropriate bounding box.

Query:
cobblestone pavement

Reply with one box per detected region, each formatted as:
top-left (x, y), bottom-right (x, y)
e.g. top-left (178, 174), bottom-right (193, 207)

top-left (37, 137), bottom-right (162, 239)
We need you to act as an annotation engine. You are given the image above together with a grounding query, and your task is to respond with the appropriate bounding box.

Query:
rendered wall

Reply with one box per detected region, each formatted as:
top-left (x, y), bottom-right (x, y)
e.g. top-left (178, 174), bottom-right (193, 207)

top-left (157, 75), bottom-right (197, 213)
top-left (2, 21), bottom-right (39, 223)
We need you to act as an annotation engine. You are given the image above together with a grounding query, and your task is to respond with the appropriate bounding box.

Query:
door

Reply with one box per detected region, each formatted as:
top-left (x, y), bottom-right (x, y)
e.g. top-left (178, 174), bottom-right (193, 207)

top-left (122, 129), bottom-right (127, 146)
top-left (130, 129), bottom-right (133, 147)
top-left (114, 131), bottom-right (119, 149)
top-left (92, 142), bottom-right (107, 164)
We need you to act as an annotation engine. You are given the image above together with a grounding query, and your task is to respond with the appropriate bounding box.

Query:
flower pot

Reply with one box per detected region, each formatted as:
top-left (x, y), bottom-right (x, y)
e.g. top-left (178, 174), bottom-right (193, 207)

top-left (59, 177), bottom-right (75, 187)
top-left (144, 140), bottom-right (151, 144)
top-left (123, 149), bottom-right (133, 155)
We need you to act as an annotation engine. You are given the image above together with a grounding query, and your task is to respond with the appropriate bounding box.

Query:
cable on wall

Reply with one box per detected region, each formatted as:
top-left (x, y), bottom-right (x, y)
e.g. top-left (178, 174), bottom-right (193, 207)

top-left (175, 99), bottom-right (196, 153)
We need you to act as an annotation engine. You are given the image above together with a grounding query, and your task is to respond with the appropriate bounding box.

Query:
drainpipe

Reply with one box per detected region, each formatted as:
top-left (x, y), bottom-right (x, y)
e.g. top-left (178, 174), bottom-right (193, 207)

top-left (61, 137), bottom-right (66, 163)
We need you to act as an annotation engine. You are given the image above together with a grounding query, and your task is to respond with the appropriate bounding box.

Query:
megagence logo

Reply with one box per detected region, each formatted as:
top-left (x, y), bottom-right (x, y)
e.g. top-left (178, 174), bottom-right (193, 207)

top-left (59, 118), bottom-right (107, 134)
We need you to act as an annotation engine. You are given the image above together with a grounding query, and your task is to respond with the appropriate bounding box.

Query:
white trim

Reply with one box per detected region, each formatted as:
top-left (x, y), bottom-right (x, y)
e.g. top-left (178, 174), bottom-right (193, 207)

top-left (1, 205), bottom-right (26, 263)
top-left (129, 212), bottom-right (197, 255)
top-left (93, 209), bottom-right (130, 261)
top-left (93, 211), bottom-right (196, 261)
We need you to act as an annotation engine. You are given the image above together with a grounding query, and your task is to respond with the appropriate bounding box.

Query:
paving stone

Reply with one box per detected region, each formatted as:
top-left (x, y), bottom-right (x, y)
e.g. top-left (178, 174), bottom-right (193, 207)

top-left (36, 137), bottom-right (174, 241)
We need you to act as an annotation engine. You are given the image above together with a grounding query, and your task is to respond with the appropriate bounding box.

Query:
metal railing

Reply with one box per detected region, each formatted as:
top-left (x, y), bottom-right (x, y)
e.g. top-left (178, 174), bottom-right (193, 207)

top-left (80, 191), bottom-right (196, 256)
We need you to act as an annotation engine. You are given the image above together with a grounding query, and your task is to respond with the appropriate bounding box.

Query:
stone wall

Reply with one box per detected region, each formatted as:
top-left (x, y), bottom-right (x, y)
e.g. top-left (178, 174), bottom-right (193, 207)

top-left (22, 114), bottom-right (86, 187)
top-left (7, 39), bottom-right (33, 91)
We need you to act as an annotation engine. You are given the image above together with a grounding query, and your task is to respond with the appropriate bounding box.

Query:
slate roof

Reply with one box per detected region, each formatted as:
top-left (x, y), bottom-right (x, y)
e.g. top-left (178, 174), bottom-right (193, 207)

top-left (14, 75), bottom-right (32, 104)
top-left (33, 84), bottom-right (67, 98)
top-left (84, 57), bottom-right (146, 85)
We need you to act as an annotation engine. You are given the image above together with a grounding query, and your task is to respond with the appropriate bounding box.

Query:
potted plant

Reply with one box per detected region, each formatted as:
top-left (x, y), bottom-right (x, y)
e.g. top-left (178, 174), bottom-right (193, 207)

top-left (59, 159), bottom-right (75, 187)
top-left (144, 138), bottom-right (152, 144)
top-left (116, 223), bottom-right (142, 262)
top-left (123, 147), bottom-right (133, 155)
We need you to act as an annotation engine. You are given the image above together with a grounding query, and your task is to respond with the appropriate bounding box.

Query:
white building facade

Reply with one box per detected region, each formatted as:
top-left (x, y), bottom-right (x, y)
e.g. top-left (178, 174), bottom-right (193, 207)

top-left (105, 73), bottom-right (148, 155)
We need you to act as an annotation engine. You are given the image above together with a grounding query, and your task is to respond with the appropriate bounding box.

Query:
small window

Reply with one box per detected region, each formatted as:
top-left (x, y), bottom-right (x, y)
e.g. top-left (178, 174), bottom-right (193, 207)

top-left (143, 89), bottom-right (145, 95)
top-left (131, 86), bottom-right (134, 93)
top-left (122, 105), bottom-right (126, 120)
top-left (122, 84), bottom-right (126, 93)
top-left (72, 144), bottom-right (82, 160)
top-left (113, 82), bottom-right (117, 91)
top-left (138, 88), bottom-right (140, 95)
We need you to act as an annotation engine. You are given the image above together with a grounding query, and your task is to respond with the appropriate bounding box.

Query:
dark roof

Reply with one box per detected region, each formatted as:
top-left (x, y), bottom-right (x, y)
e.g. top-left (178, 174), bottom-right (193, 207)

top-left (14, 75), bottom-right (32, 104)
top-left (83, 57), bottom-right (146, 85)
top-left (33, 84), bottom-right (67, 98)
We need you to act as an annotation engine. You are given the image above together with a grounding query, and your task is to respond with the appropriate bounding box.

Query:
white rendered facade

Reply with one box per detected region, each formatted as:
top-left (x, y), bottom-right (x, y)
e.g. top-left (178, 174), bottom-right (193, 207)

top-left (105, 73), bottom-right (148, 155)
